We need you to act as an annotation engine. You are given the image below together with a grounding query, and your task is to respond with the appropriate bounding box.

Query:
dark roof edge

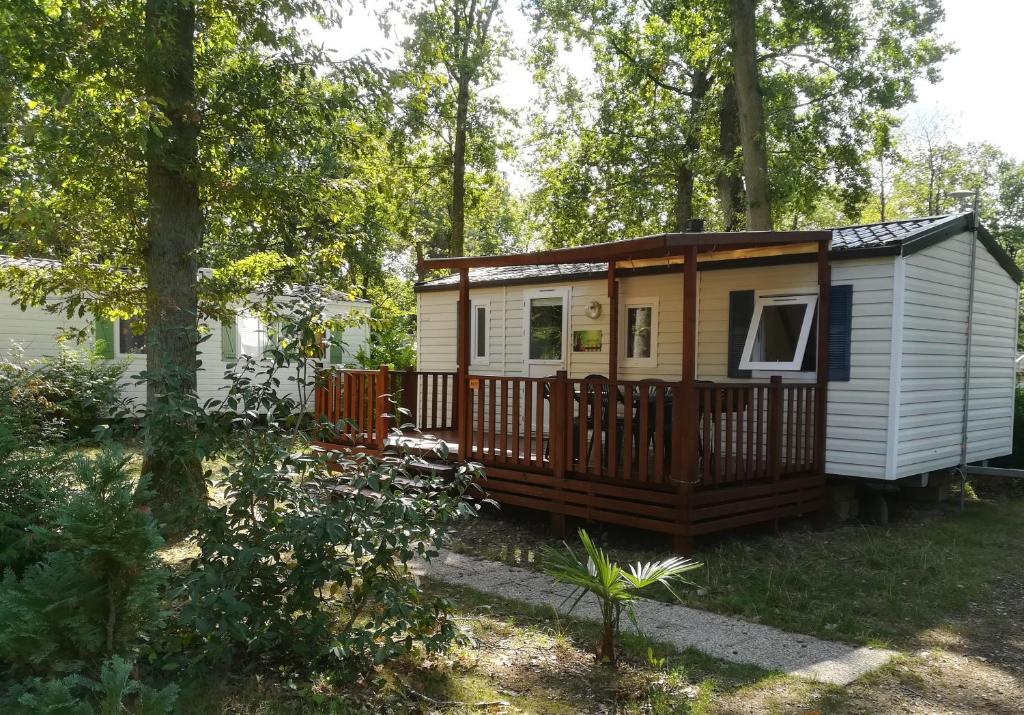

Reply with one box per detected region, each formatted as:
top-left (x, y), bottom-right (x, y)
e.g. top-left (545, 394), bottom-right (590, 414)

top-left (413, 247), bottom-right (902, 292)
top-left (899, 213), bottom-right (1022, 283)
top-left (415, 214), bottom-right (1023, 291)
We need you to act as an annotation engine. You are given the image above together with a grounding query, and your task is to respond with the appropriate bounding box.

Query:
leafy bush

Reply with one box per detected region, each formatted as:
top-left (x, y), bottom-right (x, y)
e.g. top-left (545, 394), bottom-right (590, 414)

top-left (3, 656), bottom-right (177, 715)
top-left (177, 290), bottom-right (478, 674)
top-left (543, 529), bottom-right (702, 665)
top-left (0, 423), bottom-right (74, 575)
top-left (0, 344), bottom-right (127, 439)
top-left (0, 449), bottom-right (166, 680)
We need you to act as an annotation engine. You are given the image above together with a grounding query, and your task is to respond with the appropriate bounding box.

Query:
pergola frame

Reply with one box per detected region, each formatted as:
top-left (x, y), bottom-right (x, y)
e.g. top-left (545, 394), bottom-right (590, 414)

top-left (421, 229), bottom-right (832, 551)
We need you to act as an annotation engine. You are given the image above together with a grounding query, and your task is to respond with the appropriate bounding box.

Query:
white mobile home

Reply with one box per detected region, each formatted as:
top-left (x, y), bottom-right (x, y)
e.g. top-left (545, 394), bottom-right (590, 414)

top-left (0, 256), bottom-right (371, 407)
top-left (413, 213), bottom-right (1019, 481)
top-left (317, 213), bottom-right (1019, 548)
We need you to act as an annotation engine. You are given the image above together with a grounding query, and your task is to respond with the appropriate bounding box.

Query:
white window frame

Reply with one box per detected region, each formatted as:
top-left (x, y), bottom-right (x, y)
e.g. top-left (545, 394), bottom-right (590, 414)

top-left (524, 287), bottom-right (570, 366)
top-left (471, 300), bottom-right (490, 365)
top-left (739, 288), bottom-right (819, 374)
top-left (236, 313), bottom-right (271, 358)
top-left (620, 297), bottom-right (659, 367)
top-left (115, 318), bottom-right (146, 356)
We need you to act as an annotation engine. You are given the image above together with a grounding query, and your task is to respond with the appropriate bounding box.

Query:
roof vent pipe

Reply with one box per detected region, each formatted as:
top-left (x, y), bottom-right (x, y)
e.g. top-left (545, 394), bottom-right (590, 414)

top-left (687, 218), bottom-right (705, 233)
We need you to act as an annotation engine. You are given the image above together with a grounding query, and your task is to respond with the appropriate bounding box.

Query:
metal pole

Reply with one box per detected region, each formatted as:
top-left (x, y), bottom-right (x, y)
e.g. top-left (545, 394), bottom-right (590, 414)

top-left (958, 190), bottom-right (980, 513)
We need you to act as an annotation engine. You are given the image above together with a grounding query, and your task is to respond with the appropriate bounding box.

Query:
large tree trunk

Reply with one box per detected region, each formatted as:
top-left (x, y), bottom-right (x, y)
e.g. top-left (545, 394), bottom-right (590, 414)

top-left (729, 0), bottom-right (772, 230)
top-left (674, 162), bottom-right (694, 232)
top-left (450, 74), bottom-right (470, 257)
top-left (141, 0), bottom-right (205, 533)
top-left (673, 70), bottom-right (711, 232)
top-left (716, 82), bottom-right (746, 231)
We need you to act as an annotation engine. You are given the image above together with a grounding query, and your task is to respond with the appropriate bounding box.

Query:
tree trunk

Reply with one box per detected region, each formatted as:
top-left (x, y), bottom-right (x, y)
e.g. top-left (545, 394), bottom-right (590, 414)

top-left (729, 0), bottom-right (772, 230)
top-left (674, 162), bottom-right (694, 232)
top-left (716, 82), bottom-right (746, 231)
top-left (450, 74), bottom-right (470, 258)
top-left (141, 0), bottom-right (205, 533)
top-left (673, 71), bottom-right (711, 232)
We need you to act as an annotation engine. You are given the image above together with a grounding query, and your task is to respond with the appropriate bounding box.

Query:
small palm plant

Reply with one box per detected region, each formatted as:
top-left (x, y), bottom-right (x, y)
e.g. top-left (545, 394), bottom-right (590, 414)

top-left (542, 529), bottom-right (703, 665)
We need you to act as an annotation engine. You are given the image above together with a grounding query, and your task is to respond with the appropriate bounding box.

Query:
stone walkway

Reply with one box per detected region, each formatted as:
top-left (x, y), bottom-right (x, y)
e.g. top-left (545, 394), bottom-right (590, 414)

top-left (412, 550), bottom-right (896, 686)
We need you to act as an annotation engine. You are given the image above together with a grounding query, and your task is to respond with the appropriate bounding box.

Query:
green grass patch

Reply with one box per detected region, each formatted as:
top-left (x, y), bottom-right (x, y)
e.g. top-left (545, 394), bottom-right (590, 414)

top-left (451, 498), bottom-right (1024, 649)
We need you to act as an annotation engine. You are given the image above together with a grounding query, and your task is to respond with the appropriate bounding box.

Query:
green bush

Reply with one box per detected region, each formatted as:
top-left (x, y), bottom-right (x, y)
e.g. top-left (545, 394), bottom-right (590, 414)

top-left (0, 345), bottom-right (127, 439)
top-left (178, 290), bottom-right (477, 674)
top-left (0, 449), bottom-right (166, 680)
top-left (0, 423), bottom-right (74, 575)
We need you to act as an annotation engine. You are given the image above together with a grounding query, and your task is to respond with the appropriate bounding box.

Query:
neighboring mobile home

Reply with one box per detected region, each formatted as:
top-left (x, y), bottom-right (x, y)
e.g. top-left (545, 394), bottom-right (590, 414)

top-left (317, 212), bottom-right (1020, 550)
top-left (0, 256), bottom-right (371, 407)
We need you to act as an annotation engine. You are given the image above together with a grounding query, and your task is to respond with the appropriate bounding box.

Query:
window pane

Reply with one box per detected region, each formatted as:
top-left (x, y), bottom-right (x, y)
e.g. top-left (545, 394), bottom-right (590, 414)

top-left (626, 306), bottom-right (652, 359)
top-left (529, 297), bottom-right (562, 360)
top-left (119, 319), bottom-right (145, 355)
top-left (755, 304), bottom-right (807, 362)
top-left (475, 306), bottom-right (486, 358)
top-left (238, 315), bottom-right (265, 357)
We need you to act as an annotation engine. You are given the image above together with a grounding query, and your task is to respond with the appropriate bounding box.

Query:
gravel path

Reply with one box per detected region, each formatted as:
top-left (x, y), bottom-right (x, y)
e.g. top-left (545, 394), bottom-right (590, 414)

top-left (413, 549), bottom-right (896, 686)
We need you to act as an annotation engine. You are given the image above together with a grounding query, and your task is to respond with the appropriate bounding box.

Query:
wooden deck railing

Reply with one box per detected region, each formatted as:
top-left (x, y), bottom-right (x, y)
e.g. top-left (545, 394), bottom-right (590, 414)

top-left (313, 367), bottom-right (825, 543)
top-left (315, 368), bottom-right (819, 486)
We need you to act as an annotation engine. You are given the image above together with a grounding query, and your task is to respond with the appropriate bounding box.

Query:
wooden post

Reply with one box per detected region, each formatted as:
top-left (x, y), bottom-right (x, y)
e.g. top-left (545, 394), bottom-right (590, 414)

top-left (767, 375), bottom-right (783, 480)
top-left (674, 245), bottom-right (698, 554)
top-left (814, 240), bottom-right (830, 529)
top-left (550, 369), bottom-right (568, 537)
top-left (375, 364), bottom-right (390, 450)
top-left (607, 263), bottom-right (619, 477)
top-left (456, 269), bottom-right (471, 456)
top-left (401, 367), bottom-right (417, 430)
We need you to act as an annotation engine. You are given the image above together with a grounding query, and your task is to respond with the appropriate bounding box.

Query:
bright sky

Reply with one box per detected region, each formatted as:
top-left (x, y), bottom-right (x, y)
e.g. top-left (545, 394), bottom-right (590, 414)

top-left (313, 0), bottom-right (1023, 188)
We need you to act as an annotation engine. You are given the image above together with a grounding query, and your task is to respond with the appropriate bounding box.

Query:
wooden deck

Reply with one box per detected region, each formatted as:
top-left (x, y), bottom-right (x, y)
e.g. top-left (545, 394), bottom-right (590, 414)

top-left (315, 367), bottom-right (826, 551)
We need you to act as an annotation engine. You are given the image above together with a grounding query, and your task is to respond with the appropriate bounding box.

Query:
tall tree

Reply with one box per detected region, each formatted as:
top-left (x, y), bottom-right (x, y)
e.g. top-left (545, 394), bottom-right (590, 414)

top-left (399, 0), bottom-right (509, 258)
top-left (527, 0), bottom-right (949, 241)
top-left (0, 1), bottom-right (391, 529)
top-left (728, 0), bottom-right (771, 229)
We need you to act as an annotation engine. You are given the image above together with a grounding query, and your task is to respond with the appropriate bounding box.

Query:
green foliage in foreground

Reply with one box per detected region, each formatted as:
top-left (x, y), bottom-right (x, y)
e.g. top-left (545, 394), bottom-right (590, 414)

top-left (0, 444), bottom-right (172, 713)
top-left (543, 529), bottom-right (702, 665)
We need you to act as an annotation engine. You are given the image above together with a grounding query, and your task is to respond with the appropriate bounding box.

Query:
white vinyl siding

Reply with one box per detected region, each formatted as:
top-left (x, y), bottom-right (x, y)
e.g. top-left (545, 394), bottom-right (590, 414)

top-left (895, 230), bottom-right (1016, 475)
top-left (0, 294), bottom-right (369, 411)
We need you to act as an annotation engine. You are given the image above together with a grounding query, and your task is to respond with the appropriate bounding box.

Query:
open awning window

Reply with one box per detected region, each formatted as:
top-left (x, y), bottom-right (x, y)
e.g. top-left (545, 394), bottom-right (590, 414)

top-left (739, 293), bottom-right (818, 372)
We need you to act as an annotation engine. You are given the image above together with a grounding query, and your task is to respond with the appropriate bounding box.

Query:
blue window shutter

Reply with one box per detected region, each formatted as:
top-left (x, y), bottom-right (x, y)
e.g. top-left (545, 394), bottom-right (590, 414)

top-left (221, 319), bottom-right (237, 361)
top-left (728, 290), bottom-right (754, 379)
top-left (827, 284), bottom-right (853, 381)
top-left (94, 319), bottom-right (114, 359)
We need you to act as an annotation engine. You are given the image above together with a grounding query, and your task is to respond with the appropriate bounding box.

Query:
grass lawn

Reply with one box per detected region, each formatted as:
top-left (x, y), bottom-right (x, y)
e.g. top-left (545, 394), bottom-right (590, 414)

top-left (160, 487), bottom-right (1022, 714)
top-left (448, 492), bottom-right (1024, 649)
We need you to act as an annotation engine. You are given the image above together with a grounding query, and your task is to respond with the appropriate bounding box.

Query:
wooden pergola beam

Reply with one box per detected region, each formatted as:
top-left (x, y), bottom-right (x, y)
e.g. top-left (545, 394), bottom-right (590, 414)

top-left (419, 230), bottom-right (832, 272)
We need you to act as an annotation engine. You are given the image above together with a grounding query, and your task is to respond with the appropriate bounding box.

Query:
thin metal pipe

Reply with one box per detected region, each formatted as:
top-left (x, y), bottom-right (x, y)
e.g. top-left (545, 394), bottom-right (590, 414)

top-left (959, 193), bottom-right (979, 512)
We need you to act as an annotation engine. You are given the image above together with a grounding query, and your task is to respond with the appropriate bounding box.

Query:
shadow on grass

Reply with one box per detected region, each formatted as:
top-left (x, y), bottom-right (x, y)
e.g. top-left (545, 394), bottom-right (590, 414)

top-left (398, 578), bottom-right (780, 715)
top-left (448, 497), bottom-right (1024, 650)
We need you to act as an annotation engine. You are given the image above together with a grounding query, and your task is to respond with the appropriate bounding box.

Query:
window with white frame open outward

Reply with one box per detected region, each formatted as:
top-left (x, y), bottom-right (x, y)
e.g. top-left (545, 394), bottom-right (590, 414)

top-left (471, 301), bottom-right (489, 363)
top-left (739, 292), bottom-right (818, 372)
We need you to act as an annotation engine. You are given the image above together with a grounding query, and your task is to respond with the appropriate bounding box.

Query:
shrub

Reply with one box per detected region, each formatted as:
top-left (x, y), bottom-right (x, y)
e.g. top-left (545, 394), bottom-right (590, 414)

top-left (0, 448), bottom-right (166, 679)
top-left (543, 529), bottom-right (702, 665)
top-left (2, 656), bottom-right (177, 715)
top-left (178, 290), bottom-right (478, 674)
top-left (0, 345), bottom-right (127, 439)
top-left (0, 423), bottom-right (74, 575)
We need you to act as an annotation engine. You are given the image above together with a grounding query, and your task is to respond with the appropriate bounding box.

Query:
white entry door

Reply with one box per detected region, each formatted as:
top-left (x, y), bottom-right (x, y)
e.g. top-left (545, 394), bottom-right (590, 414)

top-left (524, 287), bottom-right (570, 378)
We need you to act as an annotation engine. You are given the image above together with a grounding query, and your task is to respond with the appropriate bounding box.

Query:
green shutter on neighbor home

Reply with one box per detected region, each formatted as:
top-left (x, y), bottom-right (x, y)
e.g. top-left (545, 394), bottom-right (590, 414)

top-left (94, 318), bottom-right (115, 359)
top-left (329, 334), bottom-right (344, 364)
top-left (727, 290), bottom-right (754, 379)
top-left (221, 318), bottom-right (237, 361)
